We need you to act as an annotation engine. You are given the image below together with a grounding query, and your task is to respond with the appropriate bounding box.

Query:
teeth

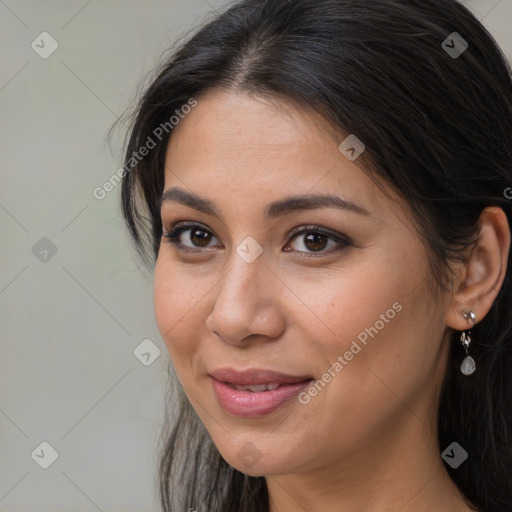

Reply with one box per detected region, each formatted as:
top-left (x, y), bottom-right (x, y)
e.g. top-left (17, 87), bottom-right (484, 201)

top-left (231, 383), bottom-right (281, 392)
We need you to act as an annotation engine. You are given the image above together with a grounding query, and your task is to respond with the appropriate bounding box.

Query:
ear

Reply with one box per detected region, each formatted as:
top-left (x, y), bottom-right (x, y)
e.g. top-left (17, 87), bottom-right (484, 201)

top-left (446, 206), bottom-right (510, 330)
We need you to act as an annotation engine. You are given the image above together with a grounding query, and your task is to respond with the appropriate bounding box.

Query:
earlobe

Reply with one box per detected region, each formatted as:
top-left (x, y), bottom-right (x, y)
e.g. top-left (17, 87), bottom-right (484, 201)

top-left (446, 206), bottom-right (510, 331)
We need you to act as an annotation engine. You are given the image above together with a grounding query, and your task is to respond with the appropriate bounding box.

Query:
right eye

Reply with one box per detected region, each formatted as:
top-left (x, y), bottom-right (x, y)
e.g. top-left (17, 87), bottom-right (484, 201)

top-left (162, 222), bottom-right (221, 252)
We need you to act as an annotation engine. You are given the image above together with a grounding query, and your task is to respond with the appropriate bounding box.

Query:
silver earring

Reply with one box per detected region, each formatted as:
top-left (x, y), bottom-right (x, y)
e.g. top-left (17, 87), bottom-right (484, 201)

top-left (460, 311), bottom-right (476, 376)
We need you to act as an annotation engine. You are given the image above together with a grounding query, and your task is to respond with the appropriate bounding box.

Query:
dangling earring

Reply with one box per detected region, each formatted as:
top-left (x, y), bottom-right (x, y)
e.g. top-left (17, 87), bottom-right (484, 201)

top-left (460, 311), bottom-right (476, 376)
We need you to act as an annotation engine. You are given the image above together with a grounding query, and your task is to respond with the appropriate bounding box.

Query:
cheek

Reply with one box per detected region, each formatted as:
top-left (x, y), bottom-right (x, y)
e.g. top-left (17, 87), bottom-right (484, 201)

top-left (153, 256), bottom-right (208, 364)
top-left (295, 254), bottom-right (431, 390)
top-left (304, 267), bottom-right (440, 422)
top-left (296, 265), bottom-right (405, 348)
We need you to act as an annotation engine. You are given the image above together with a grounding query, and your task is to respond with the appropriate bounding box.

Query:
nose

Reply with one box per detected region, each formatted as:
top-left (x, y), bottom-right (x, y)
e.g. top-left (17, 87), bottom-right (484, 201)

top-left (205, 251), bottom-right (286, 346)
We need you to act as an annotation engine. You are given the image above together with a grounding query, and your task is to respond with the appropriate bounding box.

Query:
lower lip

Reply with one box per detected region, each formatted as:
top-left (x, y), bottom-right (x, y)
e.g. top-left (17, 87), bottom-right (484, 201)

top-left (211, 378), bottom-right (312, 417)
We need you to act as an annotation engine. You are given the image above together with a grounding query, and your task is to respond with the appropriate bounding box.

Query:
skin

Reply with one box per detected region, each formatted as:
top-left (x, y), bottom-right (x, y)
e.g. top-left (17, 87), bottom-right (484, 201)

top-left (153, 89), bottom-right (510, 512)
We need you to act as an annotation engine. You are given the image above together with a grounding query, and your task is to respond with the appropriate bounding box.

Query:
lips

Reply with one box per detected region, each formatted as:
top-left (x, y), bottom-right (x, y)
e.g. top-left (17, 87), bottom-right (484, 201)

top-left (209, 367), bottom-right (313, 386)
top-left (210, 367), bottom-right (314, 417)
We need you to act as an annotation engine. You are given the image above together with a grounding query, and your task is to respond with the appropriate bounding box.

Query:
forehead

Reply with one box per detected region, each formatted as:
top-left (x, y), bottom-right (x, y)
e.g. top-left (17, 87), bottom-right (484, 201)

top-left (162, 89), bottom-right (396, 218)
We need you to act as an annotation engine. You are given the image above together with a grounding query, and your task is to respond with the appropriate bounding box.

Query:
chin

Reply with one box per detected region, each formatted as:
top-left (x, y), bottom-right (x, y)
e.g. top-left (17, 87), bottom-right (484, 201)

top-left (218, 443), bottom-right (300, 477)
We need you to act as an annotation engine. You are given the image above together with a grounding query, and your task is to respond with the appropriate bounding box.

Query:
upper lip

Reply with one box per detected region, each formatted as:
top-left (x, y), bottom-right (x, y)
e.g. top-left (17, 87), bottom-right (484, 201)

top-left (210, 367), bottom-right (313, 386)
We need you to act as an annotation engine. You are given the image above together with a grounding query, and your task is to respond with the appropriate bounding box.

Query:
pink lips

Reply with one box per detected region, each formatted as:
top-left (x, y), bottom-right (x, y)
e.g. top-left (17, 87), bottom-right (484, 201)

top-left (210, 367), bottom-right (313, 417)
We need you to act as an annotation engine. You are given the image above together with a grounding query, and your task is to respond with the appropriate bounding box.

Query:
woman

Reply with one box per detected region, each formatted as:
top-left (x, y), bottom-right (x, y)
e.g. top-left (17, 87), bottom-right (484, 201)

top-left (119, 0), bottom-right (512, 510)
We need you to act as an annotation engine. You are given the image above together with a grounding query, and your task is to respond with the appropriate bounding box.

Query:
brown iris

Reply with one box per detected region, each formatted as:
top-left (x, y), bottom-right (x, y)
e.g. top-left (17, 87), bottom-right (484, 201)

top-left (189, 228), bottom-right (212, 247)
top-left (303, 232), bottom-right (328, 252)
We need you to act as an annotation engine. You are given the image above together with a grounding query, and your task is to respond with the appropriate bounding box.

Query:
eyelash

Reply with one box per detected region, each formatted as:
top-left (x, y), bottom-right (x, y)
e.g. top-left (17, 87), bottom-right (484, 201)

top-left (161, 222), bottom-right (352, 258)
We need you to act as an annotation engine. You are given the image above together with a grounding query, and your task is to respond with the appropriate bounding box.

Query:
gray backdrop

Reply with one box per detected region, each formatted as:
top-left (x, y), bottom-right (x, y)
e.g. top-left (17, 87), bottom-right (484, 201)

top-left (1, 1), bottom-right (511, 510)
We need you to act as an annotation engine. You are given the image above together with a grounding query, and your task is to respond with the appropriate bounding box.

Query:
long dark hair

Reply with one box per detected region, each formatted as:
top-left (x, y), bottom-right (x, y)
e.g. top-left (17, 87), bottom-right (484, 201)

top-left (117, 0), bottom-right (512, 510)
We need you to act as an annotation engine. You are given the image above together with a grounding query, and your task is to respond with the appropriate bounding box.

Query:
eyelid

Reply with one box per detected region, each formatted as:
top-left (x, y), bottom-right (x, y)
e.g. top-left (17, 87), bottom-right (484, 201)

top-left (287, 224), bottom-right (352, 244)
top-left (163, 220), bottom-right (213, 235)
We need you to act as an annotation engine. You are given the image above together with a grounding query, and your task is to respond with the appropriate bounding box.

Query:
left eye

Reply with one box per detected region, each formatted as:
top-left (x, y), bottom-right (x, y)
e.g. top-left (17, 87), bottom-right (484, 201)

top-left (285, 227), bottom-right (350, 255)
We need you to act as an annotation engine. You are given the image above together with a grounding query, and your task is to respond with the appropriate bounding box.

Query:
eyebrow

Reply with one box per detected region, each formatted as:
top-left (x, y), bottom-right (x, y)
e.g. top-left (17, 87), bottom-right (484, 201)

top-left (159, 186), bottom-right (370, 219)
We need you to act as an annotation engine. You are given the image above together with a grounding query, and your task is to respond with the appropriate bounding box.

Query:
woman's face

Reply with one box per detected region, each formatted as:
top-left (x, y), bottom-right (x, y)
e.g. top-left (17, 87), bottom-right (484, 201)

top-left (154, 89), bottom-right (451, 476)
